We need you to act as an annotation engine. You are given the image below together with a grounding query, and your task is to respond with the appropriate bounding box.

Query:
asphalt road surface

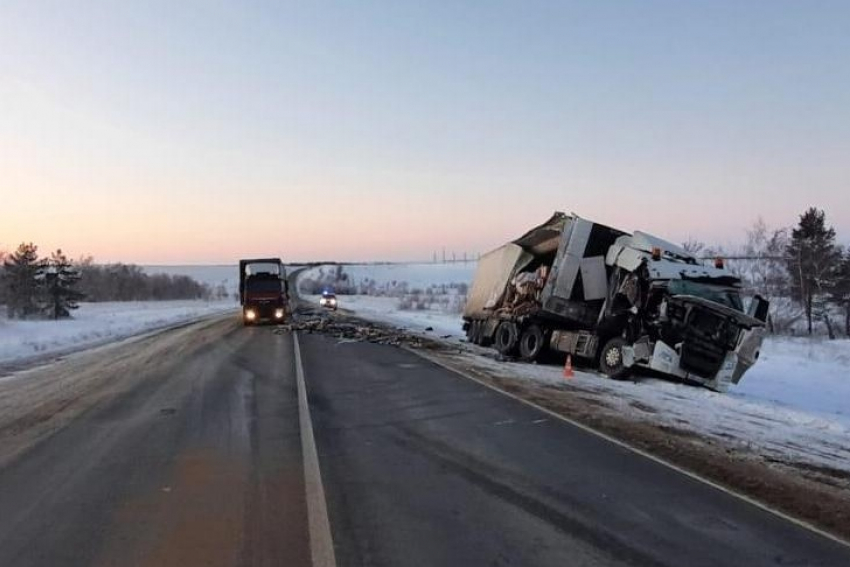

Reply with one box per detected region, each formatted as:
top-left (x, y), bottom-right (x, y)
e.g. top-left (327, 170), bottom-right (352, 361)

top-left (0, 314), bottom-right (848, 566)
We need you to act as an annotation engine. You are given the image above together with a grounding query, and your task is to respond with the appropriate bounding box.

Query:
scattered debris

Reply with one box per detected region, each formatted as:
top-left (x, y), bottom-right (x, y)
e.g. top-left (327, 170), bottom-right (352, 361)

top-left (275, 310), bottom-right (429, 348)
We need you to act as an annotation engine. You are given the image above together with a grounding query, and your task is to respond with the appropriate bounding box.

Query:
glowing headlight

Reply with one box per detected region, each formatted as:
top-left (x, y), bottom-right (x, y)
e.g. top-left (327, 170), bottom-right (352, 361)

top-left (274, 308), bottom-right (285, 319)
top-left (245, 309), bottom-right (257, 320)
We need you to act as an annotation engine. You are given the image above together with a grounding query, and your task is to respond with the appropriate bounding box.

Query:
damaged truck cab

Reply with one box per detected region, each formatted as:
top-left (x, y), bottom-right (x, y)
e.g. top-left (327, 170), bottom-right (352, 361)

top-left (463, 213), bottom-right (769, 392)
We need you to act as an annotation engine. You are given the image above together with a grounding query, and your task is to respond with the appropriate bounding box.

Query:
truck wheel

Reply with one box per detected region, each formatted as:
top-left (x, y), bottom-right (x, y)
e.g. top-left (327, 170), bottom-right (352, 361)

top-left (599, 337), bottom-right (630, 379)
top-left (519, 325), bottom-right (545, 362)
top-left (495, 322), bottom-right (519, 356)
top-left (478, 322), bottom-right (493, 347)
top-left (470, 320), bottom-right (483, 345)
top-left (465, 322), bottom-right (476, 343)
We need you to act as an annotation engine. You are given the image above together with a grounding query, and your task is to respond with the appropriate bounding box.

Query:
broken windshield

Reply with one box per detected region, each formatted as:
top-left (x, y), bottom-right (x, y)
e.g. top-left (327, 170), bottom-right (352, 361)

top-left (667, 280), bottom-right (744, 311)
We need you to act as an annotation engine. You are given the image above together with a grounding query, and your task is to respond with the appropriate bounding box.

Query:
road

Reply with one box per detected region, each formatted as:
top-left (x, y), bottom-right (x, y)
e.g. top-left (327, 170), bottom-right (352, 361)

top-left (0, 313), bottom-right (848, 566)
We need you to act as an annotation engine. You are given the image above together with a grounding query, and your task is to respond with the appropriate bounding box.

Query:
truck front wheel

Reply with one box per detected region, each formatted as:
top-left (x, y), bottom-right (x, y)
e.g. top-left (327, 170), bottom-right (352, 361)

top-left (519, 325), bottom-right (546, 362)
top-left (495, 322), bottom-right (519, 356)
top-left (471, 320), bottom-right (483, 345)
top-left (599, 337), bottom-right (630, 379)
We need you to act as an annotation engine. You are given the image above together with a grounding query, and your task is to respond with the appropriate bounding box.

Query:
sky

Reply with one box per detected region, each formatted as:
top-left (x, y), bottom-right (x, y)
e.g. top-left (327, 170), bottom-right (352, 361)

top-left (1, 1), bottom-right (849, 263)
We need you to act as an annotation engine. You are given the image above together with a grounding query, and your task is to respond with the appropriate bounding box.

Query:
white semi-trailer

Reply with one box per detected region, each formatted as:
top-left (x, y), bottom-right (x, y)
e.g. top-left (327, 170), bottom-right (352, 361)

top-left (463, 213), bottom-right (769, 392)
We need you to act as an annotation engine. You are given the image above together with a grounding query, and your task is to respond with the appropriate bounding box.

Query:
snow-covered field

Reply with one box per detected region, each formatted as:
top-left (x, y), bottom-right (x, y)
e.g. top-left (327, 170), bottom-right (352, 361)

top-left (142, 263), bottom-right (307, 298)
top-left (327, 262), bottom-right (476, 291)
top-left (0, 300), bottom-right (236, 366)
top-left (143, 265), bottom-right (238, 297)
top-left (300, 263), bottom-right (850, 476)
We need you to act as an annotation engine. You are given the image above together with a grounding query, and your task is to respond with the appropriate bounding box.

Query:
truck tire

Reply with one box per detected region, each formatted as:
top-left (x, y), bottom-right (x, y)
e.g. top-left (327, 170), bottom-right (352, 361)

top-left (599, 337), bottom-right (630, 379)
top-left (471, 320), bottom-right (484, 345)
top-left (495, 322), bottom-right (519, 356)
top-left (519, 325), bottom-right (546, 362)
top-left (478, 322), bottom-right (493, 347)
top-left (465, 321), bottom-right (476, 343)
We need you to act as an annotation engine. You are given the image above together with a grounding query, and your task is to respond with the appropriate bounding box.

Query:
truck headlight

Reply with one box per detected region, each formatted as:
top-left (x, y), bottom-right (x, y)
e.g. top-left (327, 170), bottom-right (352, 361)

top-left (274, 308), bottom-right (284, 319)
top-left (245, 309), bottom-right (257, 321)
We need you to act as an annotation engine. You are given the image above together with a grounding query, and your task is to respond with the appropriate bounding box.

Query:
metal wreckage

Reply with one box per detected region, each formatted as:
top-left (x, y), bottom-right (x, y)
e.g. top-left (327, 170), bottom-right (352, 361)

top-left (463, 213), bottom-right (769, 392)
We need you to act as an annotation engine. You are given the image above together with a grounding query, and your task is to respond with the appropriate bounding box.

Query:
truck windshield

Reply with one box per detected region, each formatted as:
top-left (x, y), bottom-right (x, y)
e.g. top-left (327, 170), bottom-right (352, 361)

top-left (667, 280), bottom-right (743, 311)
top-left (245, 263), bottom-right (281, 275)
top-left (246, 279), bottom-right (282, 293)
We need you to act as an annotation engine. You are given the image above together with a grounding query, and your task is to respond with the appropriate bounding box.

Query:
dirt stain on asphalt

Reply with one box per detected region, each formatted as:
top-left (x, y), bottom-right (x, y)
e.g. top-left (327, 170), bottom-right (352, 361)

top-left (94, 449), bottom-right (247, 567)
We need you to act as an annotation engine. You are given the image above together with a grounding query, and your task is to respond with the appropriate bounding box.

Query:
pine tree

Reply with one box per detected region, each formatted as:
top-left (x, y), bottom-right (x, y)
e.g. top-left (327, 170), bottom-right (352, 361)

top-left (2, 243), bottom-right (44, 319)
top-left (0, 249), bottom-right (7, 307)
top-left (785, 208), bottom-right (841, 336)
top-left (830, 248), bottom-right (850, 338)
top-left (37, 249), bottom-right (84, 320)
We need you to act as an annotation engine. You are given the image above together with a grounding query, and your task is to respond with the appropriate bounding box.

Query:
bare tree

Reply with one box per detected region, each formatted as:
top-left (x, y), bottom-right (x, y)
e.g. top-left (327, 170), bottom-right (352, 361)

top-left (736, 218), bottom-right (795, 333)
top-left (681, 238), bottom-right (705, 256)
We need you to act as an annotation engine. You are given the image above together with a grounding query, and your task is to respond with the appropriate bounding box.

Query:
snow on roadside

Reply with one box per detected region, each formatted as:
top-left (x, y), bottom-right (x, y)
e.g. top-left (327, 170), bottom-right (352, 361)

top-left (301, 262), bottom-right (850, 477)
top-left (0, 300), bottom-right (237, 366)
top-left (466, 353), bottom-right (850, 475)
top-left (733, 337), bottom-right (850, 427)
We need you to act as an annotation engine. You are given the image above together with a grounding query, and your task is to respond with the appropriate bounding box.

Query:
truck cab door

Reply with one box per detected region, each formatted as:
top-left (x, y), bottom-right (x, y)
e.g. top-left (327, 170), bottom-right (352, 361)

top-left (747, 295), bottom-right (769, 323)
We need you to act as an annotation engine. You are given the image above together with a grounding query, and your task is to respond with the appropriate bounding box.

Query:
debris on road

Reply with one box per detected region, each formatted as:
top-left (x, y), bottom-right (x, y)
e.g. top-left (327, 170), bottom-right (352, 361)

top-left (274, 311), bottom-right (429, 348)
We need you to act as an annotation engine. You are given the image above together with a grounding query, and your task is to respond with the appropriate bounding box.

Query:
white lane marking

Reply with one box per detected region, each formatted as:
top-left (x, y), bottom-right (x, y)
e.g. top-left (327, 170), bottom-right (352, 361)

top-left (293, 332), bottom-right (338, 567)
top-left (404, 346), bottom-right (850, 550)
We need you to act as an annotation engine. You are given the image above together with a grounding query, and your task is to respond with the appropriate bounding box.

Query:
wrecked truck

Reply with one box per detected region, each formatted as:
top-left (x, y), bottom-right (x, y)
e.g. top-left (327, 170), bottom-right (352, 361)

top-left (462, 213), bottom-right (769, 392)
top-left (239, 258), bottom-right (290, 325)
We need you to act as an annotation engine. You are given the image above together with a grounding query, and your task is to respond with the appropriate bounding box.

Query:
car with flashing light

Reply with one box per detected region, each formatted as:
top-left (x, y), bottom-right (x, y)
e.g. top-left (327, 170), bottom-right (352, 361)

top-left (319, 292), bottom-right (338, 310)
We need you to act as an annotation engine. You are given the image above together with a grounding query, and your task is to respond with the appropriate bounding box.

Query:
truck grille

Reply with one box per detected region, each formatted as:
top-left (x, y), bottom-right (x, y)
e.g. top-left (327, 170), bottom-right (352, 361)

top-left (680, 308), bottom-right (731, 378)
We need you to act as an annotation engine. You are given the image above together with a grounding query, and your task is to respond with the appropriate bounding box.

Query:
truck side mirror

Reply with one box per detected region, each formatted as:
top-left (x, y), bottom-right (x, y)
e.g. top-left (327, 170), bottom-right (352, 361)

top-left (748, 295), bottom-right (769, 322)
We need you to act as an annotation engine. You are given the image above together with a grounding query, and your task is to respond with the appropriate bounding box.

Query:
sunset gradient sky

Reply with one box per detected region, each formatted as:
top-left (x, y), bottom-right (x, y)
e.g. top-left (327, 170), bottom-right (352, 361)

top-left (2, 1), bottom-right (849, 263)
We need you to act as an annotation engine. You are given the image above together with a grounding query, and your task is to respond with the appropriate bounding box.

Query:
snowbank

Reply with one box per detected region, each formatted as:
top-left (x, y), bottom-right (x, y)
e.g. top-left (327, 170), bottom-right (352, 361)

top-left (0, 300), bottom-right (237, 366)
top-left (733, 337), bottom-right (850, 427)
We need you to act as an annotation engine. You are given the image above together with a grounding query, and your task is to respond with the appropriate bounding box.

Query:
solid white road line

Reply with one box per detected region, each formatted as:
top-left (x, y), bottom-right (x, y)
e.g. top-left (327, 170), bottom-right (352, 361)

top-left (293, 332), bottom-right (338, 567)
top-left (405, 345), bottom-right (850, 550)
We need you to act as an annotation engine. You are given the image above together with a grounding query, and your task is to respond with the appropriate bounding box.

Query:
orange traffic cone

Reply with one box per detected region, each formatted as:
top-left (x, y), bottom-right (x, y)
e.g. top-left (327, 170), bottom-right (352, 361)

top-left (563, 354), bottom-right (574, 379)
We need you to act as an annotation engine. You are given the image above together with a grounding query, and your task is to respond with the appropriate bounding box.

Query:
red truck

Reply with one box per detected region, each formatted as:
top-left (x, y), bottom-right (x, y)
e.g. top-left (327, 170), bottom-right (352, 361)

top-left (239, 258), bottom-right (290, 325)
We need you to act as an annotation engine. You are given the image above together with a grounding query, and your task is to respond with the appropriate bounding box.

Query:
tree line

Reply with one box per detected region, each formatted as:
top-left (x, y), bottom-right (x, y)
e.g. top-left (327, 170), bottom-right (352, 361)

top-left (1, 243), bottom-right (212, 320)
top-left (690, 207), bottom-right (850, 339)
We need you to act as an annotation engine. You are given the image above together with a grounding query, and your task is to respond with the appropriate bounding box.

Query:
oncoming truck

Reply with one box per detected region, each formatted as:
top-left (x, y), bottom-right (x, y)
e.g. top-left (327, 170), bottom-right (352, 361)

top-left (463, 213), bottom-right (769, 392)
top-left (239, 258), bottom-right (290, 325)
